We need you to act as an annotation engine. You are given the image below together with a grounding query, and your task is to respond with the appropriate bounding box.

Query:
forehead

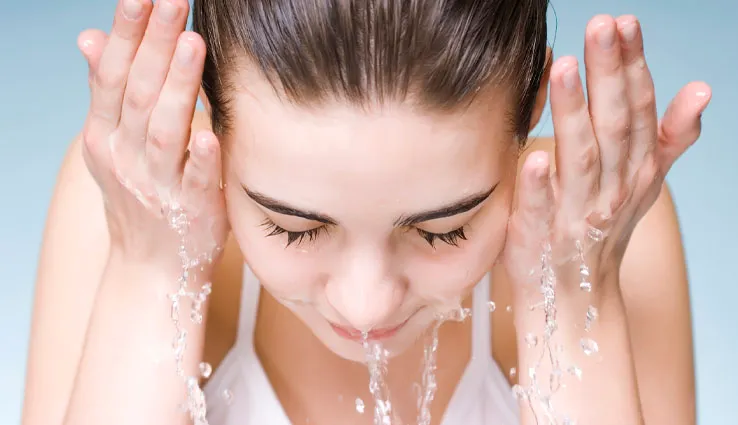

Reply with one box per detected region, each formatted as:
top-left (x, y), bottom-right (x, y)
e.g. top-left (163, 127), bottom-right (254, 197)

top-left (224, 71), bottom-right (515, 214)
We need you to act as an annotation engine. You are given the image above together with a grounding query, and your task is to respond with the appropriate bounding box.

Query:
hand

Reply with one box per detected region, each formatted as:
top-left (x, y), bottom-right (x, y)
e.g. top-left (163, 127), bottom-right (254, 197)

top-left (504, 14), bottom-right (711, 293)
top-left (77, 0), bottom-right (228, 276)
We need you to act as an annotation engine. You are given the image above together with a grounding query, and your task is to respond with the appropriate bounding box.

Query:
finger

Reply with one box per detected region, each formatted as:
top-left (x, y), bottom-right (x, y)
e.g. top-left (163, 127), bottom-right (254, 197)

top-left (657, 81), bottom-right (712, 172)
top-left (516, 151), bottom-right (553, 236)
top-left (77, 29), bottom-right (108, 88)
top-left (506, 151), bottom-right (553, 281)
top-left (584, 15), bottom-right (630, 215)
top-left (616, 16), bottom-right (659, 181)
top-left (119, 0), bottom-right (190, 150)
top-left (89, 0), bottom-right (152, 133)
top-left (181, 131), bottom-right (222, 210)
top-left (147, 32), bottom-right (206, 185)
top-left (550, 56), bottom-right (599, 222)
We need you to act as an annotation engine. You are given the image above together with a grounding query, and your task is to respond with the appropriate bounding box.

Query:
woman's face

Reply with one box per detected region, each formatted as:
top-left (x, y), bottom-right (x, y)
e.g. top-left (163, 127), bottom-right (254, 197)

top-left (218, 68), bottom-right (523, 363)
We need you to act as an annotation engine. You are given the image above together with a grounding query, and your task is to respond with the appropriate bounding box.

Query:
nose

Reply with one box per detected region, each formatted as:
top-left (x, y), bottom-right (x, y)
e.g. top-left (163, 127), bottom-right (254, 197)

top-left (325, 247), bottom-right (404, 331)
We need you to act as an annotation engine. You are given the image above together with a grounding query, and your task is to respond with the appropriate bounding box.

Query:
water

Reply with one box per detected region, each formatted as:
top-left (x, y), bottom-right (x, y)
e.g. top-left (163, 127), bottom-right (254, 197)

top-left (363, 336), bottom-right (396, 425)
top-left (199, 362), bottom-right (213, 379)
top-left (361, 307), bottom-right (471, 425)
top-left (415, 308), bottom-right (469, 425)
top-left (166, 206), bottom-right (216, 425)
top-left (163, 201), bottom-right (602, 425)
top-left (356, 397), bottom-right (366, 414)
top-left (510, 228), bottom-right (604, 425)
top-left (358, 226), bottom-right (605, 425)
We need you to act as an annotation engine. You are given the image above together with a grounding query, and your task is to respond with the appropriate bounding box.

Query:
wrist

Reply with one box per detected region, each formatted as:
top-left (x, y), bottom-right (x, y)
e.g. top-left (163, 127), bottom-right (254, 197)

top-left (106, 245), bottom-right (214, 286)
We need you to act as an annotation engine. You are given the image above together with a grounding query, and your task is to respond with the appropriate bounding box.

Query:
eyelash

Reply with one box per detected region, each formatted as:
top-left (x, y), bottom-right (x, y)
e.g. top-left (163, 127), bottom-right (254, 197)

top-left (416, 227), bottom-right (468, 248)
top-left (261, 218), bottom-right (467, 249)
top-left (261, 218), bottom-right (328, 247)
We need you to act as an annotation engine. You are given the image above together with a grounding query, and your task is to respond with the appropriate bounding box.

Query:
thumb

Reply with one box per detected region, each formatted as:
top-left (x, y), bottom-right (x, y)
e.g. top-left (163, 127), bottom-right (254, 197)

top-left (658, 81), bottom-right (712, 172)
top-left (77, 29), bottom-right (108, 87)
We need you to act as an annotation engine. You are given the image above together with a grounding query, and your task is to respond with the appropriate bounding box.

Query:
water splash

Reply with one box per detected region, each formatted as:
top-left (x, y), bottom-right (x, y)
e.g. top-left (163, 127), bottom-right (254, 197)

top-left (166, 205), bottom-right (219, 425)
top-left (363, 336), bottom-right (396, 425)
top-left (355, 397), bottom-right (366, 414)
top-left (513, 227), bottom-right (603, 424)
top-left (415, 307), bottom-right (469, 425)
top-left (488, 301), bottom-right (497, 312)
top-left (361, 305), bottom-right (471, 425)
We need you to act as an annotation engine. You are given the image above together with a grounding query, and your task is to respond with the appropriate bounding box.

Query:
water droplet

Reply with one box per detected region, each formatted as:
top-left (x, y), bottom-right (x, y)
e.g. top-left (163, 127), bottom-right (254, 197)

top-left (567, 365), bottom-right (583, 380)
top-left (445, 307), bottom-right (471, 322)
top-left (509, 367), bottom-right (517, 378)
top-left (355, 397), bottom-right (365, 414)
top-left (488, 301), bottom-right (496, 312)
top-left (579, 264), bottom-right (590, 277)
top-left (586, 305), bottom-right (598, 320)
top-left (579, 281), bottom-right (592, 292)
top-left (190, 310), bottom-right (203, 324)
top-left (505, 305), bottom-right (513, 313)
top-left (199, 362), bottom-right (212, 379)
top-left (585, 305), bottom-right (599, 331)
top-left (186, 376), bottom-right (198, 388)
top-left (580, 338), bottom-right (599, 356)
top-left (222, 389), bottom-right (233, 405)
top-left (524, 333), bottom-right (539, 347)
top-left (511, 384), bottom-right (528, 401)
top-left (588, 227), bottom-right (604, 241)
top-left (170, 301), bottom-right (180, 320)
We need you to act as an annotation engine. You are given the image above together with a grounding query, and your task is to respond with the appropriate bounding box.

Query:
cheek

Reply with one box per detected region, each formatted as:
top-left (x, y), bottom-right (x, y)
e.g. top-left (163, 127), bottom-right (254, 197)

top-left (408, 184), bottom-right (513, 303)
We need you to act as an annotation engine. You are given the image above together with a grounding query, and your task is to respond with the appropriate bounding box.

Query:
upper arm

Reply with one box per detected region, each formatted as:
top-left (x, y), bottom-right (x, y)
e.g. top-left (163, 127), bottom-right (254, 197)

top-left (21, 134), bottom-right (111, 425)
top-left (619, 183), bottom-right (696, 424)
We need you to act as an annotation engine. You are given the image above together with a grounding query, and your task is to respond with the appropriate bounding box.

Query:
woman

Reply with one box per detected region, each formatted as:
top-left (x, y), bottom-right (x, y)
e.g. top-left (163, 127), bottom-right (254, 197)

top-left (21, 0), bottom-right (711, 424)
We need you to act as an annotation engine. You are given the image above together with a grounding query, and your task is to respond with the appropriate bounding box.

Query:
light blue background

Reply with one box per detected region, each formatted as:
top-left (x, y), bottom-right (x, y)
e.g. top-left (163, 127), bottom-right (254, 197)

top-left (1, 0), bottom-right (736, 423)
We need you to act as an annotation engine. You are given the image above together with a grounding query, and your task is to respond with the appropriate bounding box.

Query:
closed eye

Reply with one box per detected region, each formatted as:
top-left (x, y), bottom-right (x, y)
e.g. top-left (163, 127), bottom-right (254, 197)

top-left (416, 226), bottom-right (467, 248)
top-left (261, 218), bottom-right (328, 247)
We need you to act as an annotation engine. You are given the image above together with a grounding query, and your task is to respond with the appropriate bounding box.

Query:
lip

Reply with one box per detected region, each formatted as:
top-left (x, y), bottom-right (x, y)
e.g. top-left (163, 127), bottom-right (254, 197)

top-left (330, 313), bottom-right (416, 342)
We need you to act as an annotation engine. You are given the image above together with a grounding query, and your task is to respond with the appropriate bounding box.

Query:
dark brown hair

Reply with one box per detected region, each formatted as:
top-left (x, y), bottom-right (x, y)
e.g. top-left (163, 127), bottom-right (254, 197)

top-left (192, 0), bottom-right (549, 143)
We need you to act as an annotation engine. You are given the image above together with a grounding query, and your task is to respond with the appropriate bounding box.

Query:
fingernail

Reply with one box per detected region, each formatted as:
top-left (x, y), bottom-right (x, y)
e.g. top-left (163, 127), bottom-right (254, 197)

top-left (563, 65), bottom-right (580, 90)
top-left (620, 21), bottom-right (638, 42)
top-left (79, 38), bottom-right (95, 55)
top-left (196, 134), bottom-right (214, 154)
top-left (122, 0), bottom-right (143, 20)
top-left (176, 39), bottom-right (194, 65)
top-left (598, 23), bottom-right (616, 49)
top-left (158, 0), bottom-right (179, 23)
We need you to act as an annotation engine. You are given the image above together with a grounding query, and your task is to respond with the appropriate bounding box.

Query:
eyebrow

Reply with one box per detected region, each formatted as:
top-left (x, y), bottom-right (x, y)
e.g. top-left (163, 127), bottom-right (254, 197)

top-left (244, 188), bottom-right (338, 225)
top-left (243, 183), bottom-right (498, 227)
top-left (394, 184), bottom-right (498, 226)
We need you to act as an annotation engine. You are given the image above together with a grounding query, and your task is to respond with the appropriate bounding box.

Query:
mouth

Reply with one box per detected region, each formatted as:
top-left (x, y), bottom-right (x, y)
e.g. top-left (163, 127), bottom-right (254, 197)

top-left (329, 312), bottom-right (418, 342)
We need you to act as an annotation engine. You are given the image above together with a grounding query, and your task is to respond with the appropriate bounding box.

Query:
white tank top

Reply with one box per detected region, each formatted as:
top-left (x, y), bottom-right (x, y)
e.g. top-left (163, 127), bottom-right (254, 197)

top-left (203, 266), bottom-right (520, 424)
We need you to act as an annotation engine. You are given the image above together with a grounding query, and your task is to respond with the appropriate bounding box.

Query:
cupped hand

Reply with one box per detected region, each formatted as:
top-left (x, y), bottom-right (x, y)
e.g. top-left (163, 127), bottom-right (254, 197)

top-left (77, 0), bottom-right (228, 275)
top-left (504, 14), bottom-right (711, 291)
